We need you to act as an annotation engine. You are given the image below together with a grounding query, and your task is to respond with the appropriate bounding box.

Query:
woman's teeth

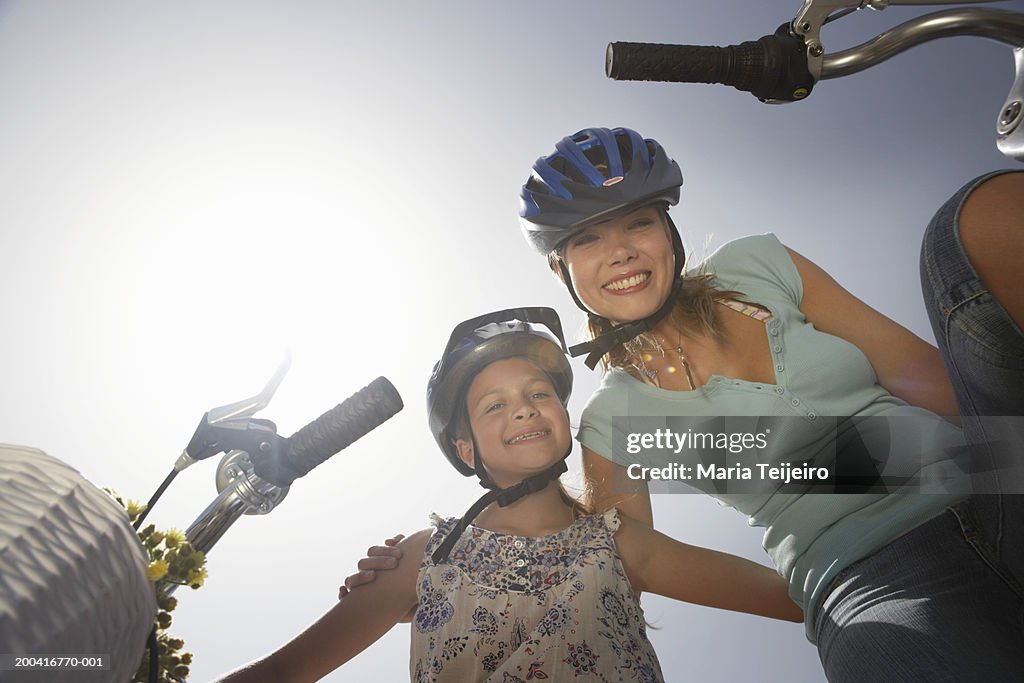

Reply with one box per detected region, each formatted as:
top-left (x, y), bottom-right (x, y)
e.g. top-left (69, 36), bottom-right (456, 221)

top-left (604, 272), bottom-right (649, 291)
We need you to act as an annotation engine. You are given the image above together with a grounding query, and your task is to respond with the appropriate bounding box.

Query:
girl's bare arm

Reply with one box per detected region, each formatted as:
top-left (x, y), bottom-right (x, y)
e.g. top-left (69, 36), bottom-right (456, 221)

top-left (214, 528), bottom-right (431, 683)
top-left (615, 514), bottom-right (802, 622)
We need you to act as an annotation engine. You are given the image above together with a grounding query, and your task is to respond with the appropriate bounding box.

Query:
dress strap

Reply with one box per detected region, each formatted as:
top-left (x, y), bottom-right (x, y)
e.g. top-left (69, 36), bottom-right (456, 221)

top-left (601, 508), bottom-right (622, 534)
top-left (718, 298), bottom-right (772, 322)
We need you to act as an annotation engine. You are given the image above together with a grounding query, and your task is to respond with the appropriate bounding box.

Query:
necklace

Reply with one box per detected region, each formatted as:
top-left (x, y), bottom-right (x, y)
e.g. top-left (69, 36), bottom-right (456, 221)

top-left (637, 334), bottom-right (697, 390)
top-left (670, 337), bottom-right (698, 390)
top-left (633, 300), bottom-right (773, 390)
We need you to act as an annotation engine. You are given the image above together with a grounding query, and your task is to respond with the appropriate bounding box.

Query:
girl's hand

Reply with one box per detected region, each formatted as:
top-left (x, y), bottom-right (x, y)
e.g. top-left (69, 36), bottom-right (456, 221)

top-left (337, 534), bottom-right (405, 600)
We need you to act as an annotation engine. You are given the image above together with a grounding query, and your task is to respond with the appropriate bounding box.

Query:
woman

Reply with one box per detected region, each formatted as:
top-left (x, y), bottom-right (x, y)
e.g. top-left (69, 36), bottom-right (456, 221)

top-left (350, 128), bottom-right (1024, 681)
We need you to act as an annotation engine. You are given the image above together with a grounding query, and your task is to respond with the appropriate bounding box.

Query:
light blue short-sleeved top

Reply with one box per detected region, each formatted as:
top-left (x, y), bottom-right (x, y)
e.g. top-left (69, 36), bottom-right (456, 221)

top-left (578, 233), bottom-right (967, 641)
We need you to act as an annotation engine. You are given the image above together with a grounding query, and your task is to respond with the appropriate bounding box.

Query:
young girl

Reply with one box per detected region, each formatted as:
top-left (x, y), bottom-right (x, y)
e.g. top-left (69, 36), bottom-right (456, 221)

top-left (215, 307), bottom-right (801, 683)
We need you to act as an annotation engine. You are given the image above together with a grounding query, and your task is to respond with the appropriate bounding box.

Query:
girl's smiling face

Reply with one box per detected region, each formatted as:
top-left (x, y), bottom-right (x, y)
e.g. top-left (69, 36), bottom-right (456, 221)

top-left (558, 205), bottom-right (676, 324)
top-left (456, 357), bottom-right (571, 488)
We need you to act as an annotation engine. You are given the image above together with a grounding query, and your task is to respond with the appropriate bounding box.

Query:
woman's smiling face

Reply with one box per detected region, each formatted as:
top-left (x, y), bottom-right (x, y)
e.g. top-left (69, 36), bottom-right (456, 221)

top-left (558, 204), bottom-right (676, 324)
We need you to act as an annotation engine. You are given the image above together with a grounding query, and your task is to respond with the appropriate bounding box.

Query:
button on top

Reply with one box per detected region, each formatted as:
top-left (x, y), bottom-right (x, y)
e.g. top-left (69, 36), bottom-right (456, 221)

top-left (773, 344), bottom-right (782, 352)
top-left (770, 328), bottom-right (780, 336)
top-left (513, 540), bottom-right (525, 549)
top-left (776, 364), bottom-right (785, 372)
top-left (515, 559), bottom-right (526, 567)
top-left (775, 386), bottom-right (785, 395)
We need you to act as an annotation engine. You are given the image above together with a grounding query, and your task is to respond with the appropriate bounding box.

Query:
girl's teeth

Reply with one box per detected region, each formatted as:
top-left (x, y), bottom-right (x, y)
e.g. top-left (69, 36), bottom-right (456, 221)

top-left (509, 431), bottom-right (545, 444)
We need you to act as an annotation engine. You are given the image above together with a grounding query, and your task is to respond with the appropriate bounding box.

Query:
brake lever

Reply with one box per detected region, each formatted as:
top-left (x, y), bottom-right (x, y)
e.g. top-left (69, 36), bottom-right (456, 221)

top-left (173, 353), bottom-right (292, 471)
top-left (205, 353), bottom-right (292, 427)
top-left (792, 0), bottom-right (1011, 79)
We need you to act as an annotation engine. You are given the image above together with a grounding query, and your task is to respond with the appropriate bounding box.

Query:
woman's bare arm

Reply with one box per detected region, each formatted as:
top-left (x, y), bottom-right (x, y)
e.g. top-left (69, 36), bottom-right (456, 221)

top-left (786, 246), bottom-right (959, 419)
top-left (615, 514), bottom-right (802, 622)
top-left (582, 445), bottom-right (654, 526)
top-left (214, 529), bottom-right (431, 683)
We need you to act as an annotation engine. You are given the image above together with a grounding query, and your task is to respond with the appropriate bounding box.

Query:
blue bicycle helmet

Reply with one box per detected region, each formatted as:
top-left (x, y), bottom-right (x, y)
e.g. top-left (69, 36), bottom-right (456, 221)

top-left (519, 128), bottom-right (688, 369)
top-left (519, 127), bottom-right (683, 255)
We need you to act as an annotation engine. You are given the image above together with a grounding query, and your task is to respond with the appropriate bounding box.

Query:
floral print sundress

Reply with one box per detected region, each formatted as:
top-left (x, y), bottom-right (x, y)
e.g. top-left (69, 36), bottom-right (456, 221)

top-left (410, 509), bottom-right (664, 682)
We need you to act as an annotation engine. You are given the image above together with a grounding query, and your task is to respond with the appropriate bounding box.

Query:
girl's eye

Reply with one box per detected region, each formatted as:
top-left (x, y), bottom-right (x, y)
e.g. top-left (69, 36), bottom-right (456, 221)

top-left (627, 219), bottom-right (653, 231)
top-left (485, 401), bottom-right (506, 413)
top-left (530, 392), bottom-right (551, 400)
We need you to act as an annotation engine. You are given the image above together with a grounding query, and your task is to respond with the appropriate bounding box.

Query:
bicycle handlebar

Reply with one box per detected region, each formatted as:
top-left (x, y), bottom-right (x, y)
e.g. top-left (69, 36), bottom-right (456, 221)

top-left (280, 376), bottom-right (404, 483)
top-left (606, 24), bottom-right (815, 102)
top-left (606, 8), bottom-right (1023, 87)
top-left (181, 376), bottom-right (404, 563)
top-left (820, 8), bottom-right (1024, 79)
top-left (605, 6), bottom-right (1024, 159)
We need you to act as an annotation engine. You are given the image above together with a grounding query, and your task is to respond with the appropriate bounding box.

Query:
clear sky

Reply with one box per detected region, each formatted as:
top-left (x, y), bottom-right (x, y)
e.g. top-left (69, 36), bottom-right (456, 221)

top-left (1, 1), bottom-right (1020, 680)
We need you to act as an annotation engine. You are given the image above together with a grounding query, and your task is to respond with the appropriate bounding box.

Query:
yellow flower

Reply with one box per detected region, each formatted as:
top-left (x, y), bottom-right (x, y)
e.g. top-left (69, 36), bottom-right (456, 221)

top-left (125, 500), bottom-right (146, 521)
top-left (187, 567), bottom-right (208, 588)
top-left (164, 529), bottom-right (187, 549)
top-left (108, 485), bottom-right (206, 683)
top-left (146, 560), bottom-right (169, 582)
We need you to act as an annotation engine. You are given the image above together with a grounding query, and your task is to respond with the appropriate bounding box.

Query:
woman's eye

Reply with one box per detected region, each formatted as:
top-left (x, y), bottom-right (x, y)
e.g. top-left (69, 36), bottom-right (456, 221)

top-left (628, 219), bottom-right (652, 231)
top-left (570, 233), bottom-right (597, 248)
top-left (530, 392), bottom-right (551, 400)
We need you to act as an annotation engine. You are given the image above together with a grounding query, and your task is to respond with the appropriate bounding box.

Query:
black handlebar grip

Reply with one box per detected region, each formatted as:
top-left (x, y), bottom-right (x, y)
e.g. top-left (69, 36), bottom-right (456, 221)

top-left (606, 42), bottom-right (762, 86)
top-left (606, 27), bottom-right (814, 102)
top-left (285, 376), bottom-right (404, 478)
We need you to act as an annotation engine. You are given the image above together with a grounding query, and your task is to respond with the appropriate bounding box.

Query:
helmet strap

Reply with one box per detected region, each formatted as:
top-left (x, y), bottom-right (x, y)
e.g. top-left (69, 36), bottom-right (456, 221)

top-left (564, 214), bottom-right (686, 370)
top-left (431, 446), bottom-right (571, 564)
top-left (471, 434), bottom-right (495, 489)
top-left (556, 259), bottom-right (592, 314)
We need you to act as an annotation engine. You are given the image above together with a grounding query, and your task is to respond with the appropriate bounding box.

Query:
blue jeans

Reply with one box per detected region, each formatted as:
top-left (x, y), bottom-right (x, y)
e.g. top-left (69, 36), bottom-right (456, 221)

top-left (814, 171), bottom-right (1024, 682)
top-left (815, 495), bottom-right (1024, 682)
top-left (920, 169), bottom-right (1024, 477)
